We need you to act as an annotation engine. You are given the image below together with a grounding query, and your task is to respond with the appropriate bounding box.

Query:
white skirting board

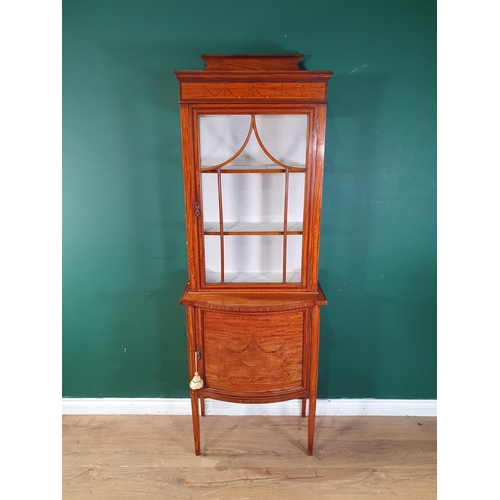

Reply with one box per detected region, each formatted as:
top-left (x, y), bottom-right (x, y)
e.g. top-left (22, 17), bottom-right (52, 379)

top-left (62, 398), bottom-right (436, 417)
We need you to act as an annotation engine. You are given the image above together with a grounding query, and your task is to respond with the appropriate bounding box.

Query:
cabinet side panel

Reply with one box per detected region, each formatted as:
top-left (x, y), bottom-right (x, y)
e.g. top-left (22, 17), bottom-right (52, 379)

top-left (308, 105), bottom-right (327, 288)
top-left (202, 309), bottom-right (305, 392)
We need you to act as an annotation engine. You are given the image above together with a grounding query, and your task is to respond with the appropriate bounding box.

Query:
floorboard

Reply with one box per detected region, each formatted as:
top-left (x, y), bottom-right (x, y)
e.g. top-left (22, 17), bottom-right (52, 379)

top-left (63, 415), bottom-right (436, 499)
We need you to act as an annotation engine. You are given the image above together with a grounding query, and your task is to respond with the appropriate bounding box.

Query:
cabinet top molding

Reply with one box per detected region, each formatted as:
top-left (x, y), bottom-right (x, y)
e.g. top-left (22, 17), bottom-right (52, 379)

top-left (174, 54), bottom-right (333, 81)
top-left (201, 54), bottom-right (306, 71)
top-left (174, 54), bottom-right (333, 102)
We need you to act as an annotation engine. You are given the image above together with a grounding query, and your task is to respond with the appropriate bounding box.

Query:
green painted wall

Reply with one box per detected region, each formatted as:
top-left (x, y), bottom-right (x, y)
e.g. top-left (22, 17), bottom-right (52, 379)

top-left (63, 0), bottom-right (436, 399)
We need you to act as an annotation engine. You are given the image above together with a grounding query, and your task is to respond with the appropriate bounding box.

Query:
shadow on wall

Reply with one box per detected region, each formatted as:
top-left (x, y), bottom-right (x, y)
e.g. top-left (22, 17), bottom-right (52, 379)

top-left (318, 73), bottom-right (392, 398)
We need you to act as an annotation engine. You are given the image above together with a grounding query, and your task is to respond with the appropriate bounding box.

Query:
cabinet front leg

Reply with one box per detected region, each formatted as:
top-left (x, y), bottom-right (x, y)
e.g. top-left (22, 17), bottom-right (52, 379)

top-left (190, 390), bottom-right (201, 455)
top-left (308, 305), bottom-right (321, 456)
top-left (307, 394), bottom-right (317, 455)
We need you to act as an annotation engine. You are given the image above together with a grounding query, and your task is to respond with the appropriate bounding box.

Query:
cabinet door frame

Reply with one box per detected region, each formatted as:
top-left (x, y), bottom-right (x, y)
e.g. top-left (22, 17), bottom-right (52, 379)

top-left (180, 103), bottom-right (325, 292)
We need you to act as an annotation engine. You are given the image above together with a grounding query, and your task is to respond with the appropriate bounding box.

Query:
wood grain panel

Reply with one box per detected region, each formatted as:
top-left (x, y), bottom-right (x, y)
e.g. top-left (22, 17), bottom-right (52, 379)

top-left (180, 82), bottom-right (328, 101)
top-left (201, 54), bottom-right (305, 71)
top-left (202, 309), bottom-right (305, 392)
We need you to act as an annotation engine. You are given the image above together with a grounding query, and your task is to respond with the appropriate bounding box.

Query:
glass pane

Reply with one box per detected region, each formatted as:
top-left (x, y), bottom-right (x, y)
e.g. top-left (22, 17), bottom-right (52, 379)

top-left (286, 235), bottom-right (302, 283)
top-left (224, 235), bottom-right (283, 283)
top-left (221, 130), bottom-right (277, 168)
top-left (288, 172), bottom-right (305, 229)
top-left (221, 174), bottom-right (285, 229)
top-left (254, 114), bottom-right (308, 167)
top-left (204, 236), bottom-right (221, 283)
top-left (199, 115), bottom-right (251, 168)
top-left (201, 173), bottom-right (219, 231)
top-left (199, 114), bottom-right (308, 169)
top-left (199, 113), bottom-right (308, 286)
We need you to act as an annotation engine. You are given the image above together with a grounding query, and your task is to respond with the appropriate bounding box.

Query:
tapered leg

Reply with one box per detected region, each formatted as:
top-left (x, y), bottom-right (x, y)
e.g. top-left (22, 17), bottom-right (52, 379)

top-left (200, 395), bottom-right (205, 416)
top-left (301, 397), bottom-right (307, 417)
top-left (307, 394), bottom-right (317, 455)
top-left (308, 305), bottom-right (321, 456)
top-left (190, 390), bottom-right (201, 455)
top-left (186, 305), bottom-right (201, 455)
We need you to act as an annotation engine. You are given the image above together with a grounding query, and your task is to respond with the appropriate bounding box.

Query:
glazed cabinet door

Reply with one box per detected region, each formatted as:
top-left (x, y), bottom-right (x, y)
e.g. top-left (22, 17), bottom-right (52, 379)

top-left (196, 110), bottom-right (315, 289)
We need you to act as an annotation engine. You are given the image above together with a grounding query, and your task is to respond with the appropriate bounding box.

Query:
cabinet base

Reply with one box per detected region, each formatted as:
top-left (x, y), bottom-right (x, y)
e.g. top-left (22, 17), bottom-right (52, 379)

top-left (182, 288), bottom-right (325, 456)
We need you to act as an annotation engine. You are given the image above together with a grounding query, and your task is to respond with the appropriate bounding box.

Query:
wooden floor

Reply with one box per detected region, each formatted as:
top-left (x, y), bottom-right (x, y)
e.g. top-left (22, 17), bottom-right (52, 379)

top-left (63, 414), bottom-right (436, 499)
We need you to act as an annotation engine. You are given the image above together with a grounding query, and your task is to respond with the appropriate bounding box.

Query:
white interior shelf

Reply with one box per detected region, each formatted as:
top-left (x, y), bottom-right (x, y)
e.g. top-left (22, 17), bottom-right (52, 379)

top-left (203, 221), bottom-right (303, 233)
top-left (205, 271), bottom-right (302, 284)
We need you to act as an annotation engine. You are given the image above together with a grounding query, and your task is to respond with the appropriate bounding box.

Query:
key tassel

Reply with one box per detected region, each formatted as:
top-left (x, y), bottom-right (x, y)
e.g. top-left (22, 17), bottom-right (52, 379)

top-left (189, 348), bottom-right (203, 390)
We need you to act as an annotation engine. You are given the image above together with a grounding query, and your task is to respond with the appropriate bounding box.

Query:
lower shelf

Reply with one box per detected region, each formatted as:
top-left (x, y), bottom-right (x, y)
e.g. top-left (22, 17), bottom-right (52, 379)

top-left (206, 270), bottom-right (301, 283)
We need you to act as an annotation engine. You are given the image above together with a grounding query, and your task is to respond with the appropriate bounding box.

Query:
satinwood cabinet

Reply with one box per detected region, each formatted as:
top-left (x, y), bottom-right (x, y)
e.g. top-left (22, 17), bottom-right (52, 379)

top-left (175, 54), bottom-right (332, 455)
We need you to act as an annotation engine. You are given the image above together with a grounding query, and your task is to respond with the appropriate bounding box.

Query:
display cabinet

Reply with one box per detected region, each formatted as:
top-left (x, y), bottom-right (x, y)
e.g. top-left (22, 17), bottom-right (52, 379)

top-left (175, 54), bottom-right (332, 455)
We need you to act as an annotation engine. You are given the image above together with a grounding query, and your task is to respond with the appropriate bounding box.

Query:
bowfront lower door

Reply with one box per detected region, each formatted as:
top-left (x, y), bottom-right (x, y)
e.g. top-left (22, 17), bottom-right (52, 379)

top-left (196, 109), bottom-right (317, 289)
top-left (200, 308), bottom-right (308, 396)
